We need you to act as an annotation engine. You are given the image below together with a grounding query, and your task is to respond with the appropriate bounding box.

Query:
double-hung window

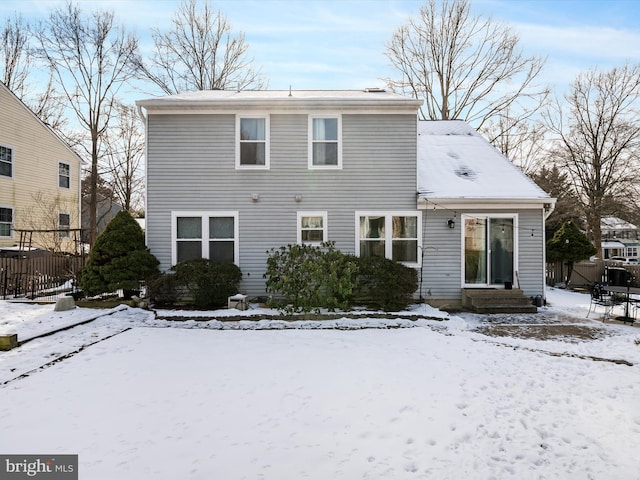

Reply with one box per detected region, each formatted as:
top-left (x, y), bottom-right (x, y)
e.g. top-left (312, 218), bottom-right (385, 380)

top-left (356, 212), bottom-right (421, 266)
top-left (172, 211), bottom-right (239, 265)
top-left (58, 213), bottom-right (71, 238)
top-left (0, 146), bottom-right (12, 178)
top-left (309, 115), bottom-right (341, 168)
top-left (297, 212), bottom-right (327, 245)
top-left (58, 162), bottom-right (70, 188)
top-left (0, 207), bottom-right (13, 237)
top-left (237, 116), bottom-right (269, 168)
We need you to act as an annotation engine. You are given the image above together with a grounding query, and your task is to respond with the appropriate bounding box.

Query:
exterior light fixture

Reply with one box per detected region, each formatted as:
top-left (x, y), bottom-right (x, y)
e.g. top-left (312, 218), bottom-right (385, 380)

top-left (447, 219), bottom-right (455, 229)
top-left (294, 194), bottom-right (303, 202)
top-left (251, 193), bottom-right (260, 202)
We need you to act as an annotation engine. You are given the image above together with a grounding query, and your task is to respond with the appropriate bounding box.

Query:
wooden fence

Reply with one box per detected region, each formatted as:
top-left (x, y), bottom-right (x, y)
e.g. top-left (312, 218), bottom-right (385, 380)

top-left (546, 260), bottom-right (640, 288)
top-left (0, 253), bottom-right (85, 300)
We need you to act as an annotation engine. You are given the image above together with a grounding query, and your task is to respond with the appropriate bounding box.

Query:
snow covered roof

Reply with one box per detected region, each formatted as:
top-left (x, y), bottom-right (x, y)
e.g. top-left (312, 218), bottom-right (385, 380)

top-left (601, 216), bottom-right (638, 231)
top-left (417, 120), bottom-right (551, 206)
top-left (137, 89), bottom-right (422, 113)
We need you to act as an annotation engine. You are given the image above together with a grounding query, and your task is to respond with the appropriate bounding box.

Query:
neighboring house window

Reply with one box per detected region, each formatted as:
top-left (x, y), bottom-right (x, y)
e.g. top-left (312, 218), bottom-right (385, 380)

top-left (356, 212), bottom-right (421, 265)
top-left (237, 116), bottom-right (269, 168)
top-left (58, 213), bottom-right (71, 238)
top-left (59, 162), bottom-right (70, 188)
top-left (0, 145), bottom-right (12, 178)
top-left (309, 115), bottom-right (341, 168)
top-left (172, 211), bottom-right (239, 265)
top-left (0, 207), bottom-right (13, 237)
top-left (626, 246), bottom-right (637, 257)
top-left (297, 212), bottom-right (327, 245)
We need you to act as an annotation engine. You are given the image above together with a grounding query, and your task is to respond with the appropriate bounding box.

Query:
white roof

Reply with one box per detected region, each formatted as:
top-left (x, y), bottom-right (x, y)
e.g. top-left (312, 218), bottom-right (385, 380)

top-left (602, 241), bottom-right (626, 249)
top-left (601, 216), bottom-right (637, 230)
top-left (137, 89), bottom-right (422, 112)
top-left (417, 120), bottom-right (550, 202)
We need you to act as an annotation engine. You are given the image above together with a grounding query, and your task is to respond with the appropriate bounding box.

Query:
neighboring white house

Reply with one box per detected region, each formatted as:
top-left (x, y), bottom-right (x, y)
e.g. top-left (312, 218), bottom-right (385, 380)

top-left (0, 81), bottom-right (83, 253)
top-left (137, 90), bottom-right (555, 310)
top-left (600, 216), bottom-right (639, 260)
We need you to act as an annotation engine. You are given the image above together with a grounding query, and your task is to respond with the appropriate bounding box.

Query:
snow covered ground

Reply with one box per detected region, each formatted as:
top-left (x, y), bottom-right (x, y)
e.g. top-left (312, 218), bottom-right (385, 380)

top-left (0, 288), bottom-right (639, 479)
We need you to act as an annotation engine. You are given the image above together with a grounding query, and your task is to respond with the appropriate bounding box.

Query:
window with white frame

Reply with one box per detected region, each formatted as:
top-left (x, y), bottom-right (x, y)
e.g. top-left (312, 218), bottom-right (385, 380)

top-left (172, 211), bottom-right (238, 265)
top-left (58, 212), bottom-right (71, 238)
top-left (356, 212), bottom-right (421, 265)
top-left (309, 116), bottom-right (341, 168)
top-left (0, 146), bottom-right (12, 178)
top-left (237, 116), bottom-right (269, 168)
top-left (297, 212), bottom-right (327, 245)
top-left (0, 207), bottom-right (13, 237)
top-left (58, 162), bottom-right (70, 188)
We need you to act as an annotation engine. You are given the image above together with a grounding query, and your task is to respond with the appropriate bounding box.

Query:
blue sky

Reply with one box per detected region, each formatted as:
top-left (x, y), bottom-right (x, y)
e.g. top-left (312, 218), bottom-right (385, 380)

top-left (2, 0), bottom-right (640, 97)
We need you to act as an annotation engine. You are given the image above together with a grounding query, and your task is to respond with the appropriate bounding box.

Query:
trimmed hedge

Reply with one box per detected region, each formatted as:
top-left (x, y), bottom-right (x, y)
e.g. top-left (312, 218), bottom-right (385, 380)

top-left (265, 242), bottom-right (417, 313)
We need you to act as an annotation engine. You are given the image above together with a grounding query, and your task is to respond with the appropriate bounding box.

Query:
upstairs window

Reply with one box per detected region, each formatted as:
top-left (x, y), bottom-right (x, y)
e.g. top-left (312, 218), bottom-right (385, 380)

top-left (309, 116), bottom-right (341, 168)
top-left (297, 212), bottom-right (327, 245)
top-left (0, 207), bottom-right (13, 237)
top-left (237, 116), bottom-right (269, 169)
top-left (0, 146), bottom-right (12, 178)
top-left (59, 162), bottom-right (70, 188)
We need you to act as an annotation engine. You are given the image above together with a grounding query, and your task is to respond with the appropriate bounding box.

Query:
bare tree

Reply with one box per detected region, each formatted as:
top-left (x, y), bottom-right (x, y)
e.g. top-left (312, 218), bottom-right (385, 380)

top-left (137, 0), bottom-right (267, 94)
top-left (483, 112), bottom-right (548, 175)
top-left (385, 0), bottom-right (548, 132)
top-left (34, 2), bottom-right (139, 245)
top-left (104, 104), bottom-right (145, 213)
top-left (0, 13), bottom-right (30, 97)
top-left (545, 63), bottom-right (640, 259)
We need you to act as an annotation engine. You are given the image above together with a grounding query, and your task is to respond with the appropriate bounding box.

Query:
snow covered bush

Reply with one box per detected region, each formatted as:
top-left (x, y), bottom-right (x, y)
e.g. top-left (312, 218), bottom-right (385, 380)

top-left (172, 258), bottom-right (242, 309)
top-left (80, 211), bottom-right (159, 297)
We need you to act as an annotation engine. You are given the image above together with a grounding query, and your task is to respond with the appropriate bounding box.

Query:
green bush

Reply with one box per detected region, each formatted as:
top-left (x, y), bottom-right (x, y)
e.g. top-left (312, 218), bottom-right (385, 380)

top-left (147, 272), bottom-right (179, 307)
top-left (81, 211), bottom-right (159, 297)
top-left (353, 256), bottom-right (418, 311)
top-left (172, 258), bottom-right (242, 309)
top-left (264, 242), bottom-right (358, 314)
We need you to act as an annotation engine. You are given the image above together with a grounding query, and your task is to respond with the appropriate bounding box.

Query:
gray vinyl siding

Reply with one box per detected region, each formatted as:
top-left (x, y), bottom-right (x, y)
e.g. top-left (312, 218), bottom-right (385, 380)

top-left (421, 208), bottom-right (545, 303)
top-left (146, 113), bottom-right (418, 297)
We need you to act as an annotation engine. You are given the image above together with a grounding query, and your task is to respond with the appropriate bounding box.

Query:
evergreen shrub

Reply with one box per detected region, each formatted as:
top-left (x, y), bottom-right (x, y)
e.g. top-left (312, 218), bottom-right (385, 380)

top-left (172, 258), bottom-right (242, 309)
top-left (353, 256), bottom-right (418, 312)
top-left (81, 211), bottom-right (159, 297)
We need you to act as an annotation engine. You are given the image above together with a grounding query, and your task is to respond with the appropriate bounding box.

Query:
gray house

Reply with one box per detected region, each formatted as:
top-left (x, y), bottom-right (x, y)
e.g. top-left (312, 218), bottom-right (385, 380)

top-left (137, 89), bottom-right (554, 310)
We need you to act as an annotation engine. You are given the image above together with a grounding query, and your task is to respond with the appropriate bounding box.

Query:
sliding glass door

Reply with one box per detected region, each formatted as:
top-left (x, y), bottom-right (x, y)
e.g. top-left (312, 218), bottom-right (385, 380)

top-left (464, 215), bottom-right (515, 287)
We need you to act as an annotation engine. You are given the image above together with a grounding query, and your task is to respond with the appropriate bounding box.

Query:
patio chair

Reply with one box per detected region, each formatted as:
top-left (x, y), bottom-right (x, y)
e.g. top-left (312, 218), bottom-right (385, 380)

top-left (587, 283), bottom-right (618, 320)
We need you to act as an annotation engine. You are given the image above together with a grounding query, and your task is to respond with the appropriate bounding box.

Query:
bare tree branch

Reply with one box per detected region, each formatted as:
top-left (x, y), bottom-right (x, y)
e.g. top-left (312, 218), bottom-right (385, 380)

top-left (0, 13), bottom-right (30, 97)
top-left (136, 0), bottom-right (267, 94)
top-left (384, 0), bottom-right (548, 138)
top-left (33, 1), bottom-right (139, 244)
top-left (544, 63), bottom-right (640, 259)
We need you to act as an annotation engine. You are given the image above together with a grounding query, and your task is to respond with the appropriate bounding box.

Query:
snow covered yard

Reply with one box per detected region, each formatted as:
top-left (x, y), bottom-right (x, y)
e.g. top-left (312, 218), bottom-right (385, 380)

top-left (0, 289), bottom-right (639, 479)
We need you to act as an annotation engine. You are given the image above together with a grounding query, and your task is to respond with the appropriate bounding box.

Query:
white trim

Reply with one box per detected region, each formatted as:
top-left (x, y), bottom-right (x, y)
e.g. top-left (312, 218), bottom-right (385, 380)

top-left (0, 144), bottom-right (14, 179)
top-left (235, 114), bottom-right (270, 170)
top-left (0, 205), bottom-right (14, 238)
top-left (355, 210), bottom-right (422, 267)
top-left (461, 213), bottom-right (519, 288)
top-left (297, 211), bottom-right (328, 245)
top-left (170, 211), bottom-right (239, 266)
top-left (418, 197), bottom-right (552, 210)
top-left (58, 161), bottom-right (71, 189)
top-left (308, 114), bottom-right (342, 170)
top-left (58, 211), bottom-right (71, 238)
